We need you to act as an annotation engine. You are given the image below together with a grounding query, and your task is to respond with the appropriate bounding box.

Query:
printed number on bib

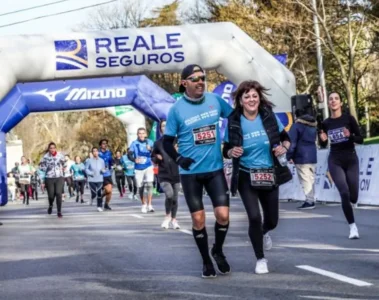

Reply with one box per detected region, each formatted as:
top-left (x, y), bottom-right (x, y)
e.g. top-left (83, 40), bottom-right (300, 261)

top-left (193, 124), bottom-right (216, 145)
top-left (250, 168), bottom-right (275, 188)
top-left (328, 127), bottom-right (348, 144)
top-left (138, 157), bottom-right (147, 164)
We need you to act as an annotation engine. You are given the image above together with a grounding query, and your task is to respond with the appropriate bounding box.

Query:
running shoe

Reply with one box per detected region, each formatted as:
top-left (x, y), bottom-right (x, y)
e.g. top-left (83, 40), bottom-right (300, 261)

top-left (202, 263), bottom-right (217, 278)
top-left (122, 187), bottom-right (126, 194)
top-left (104, 204), bottom-right (112, 210)
top-left (263, 233), bottom-right (273, 251)
top-left (76, 195), bottom-right (79, 203)
top-left (141, 204), bottom-right (148, 214)
top-left (161, 218), bottom-right (170, 229)
top-left (148, 205), bottom-right (155, 213)
top-left (170, 220), bottom-right (181, 230)
top-left (211, 246), bottom-right (231, 275)
top-left (57, 213), bottom-right (63, 218)
top-left (120, 193), bottom-right (123, 198)
top-left (255, 259), bottom-right (269, 274)
top-left (297, 202), bottom-right (315, 210)
top-left (47, 206), bottom-right (53, 215)
top-left (128, 194), bottom-right (134, 200)
top-left (97, 207), bottom-right (103, 212)
top-left (349, 224), bottom-right (360, 239)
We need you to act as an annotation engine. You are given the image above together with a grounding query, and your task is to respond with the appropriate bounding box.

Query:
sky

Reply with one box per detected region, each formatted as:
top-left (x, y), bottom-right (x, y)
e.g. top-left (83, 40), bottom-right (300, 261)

top-left (0, 0), bottom-right (188, 36)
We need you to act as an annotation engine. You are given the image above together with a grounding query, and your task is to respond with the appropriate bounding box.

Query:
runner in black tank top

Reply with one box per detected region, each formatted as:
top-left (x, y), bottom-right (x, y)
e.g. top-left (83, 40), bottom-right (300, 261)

top-left (319, 92), bottom-right (363, 239)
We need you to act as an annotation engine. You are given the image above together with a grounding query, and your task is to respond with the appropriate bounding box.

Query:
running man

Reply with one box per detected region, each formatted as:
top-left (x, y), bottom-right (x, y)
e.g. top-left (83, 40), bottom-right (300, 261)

top-left (98, 139), bottom-right (113, 210)
top-left (114, 150), bottom-right (126, 197)
top-left (128, 128), bottom-right (155, 213)
top-left (163, 64), bottom-right (233, 278)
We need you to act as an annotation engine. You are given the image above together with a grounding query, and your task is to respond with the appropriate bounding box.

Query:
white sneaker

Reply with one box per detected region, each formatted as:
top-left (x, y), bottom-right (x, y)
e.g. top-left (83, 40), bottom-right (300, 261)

top-left (161, 218), bottom-right (170, 229)
top-left (349, 224), bottom-right (360, 239)
top-left (134, 195), bottom-right (140, 201)
top-left (97, 207), bottom-right (103, 212)
top-left (255, 259), bottom-right (269, 274)
top-left (148, 205), bottom-right (155, 212)
top-left (263, 233), bottom-right (272, 251)
top-left (170, 220), bottom-right (180, 229)
top-left (128, 194), bottom-right (133, 200)
top-left (141, 204), bottom-right (147, 214)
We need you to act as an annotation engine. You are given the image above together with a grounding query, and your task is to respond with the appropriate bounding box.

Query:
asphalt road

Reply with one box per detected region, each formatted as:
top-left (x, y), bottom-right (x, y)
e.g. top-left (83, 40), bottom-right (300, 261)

top-left (0, 189), bottom-right (379, 300)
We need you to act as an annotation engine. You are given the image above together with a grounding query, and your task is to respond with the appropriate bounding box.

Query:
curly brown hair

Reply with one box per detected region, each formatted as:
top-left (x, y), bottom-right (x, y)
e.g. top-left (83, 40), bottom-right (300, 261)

top-left (232, 80), bottom-right (275, 112)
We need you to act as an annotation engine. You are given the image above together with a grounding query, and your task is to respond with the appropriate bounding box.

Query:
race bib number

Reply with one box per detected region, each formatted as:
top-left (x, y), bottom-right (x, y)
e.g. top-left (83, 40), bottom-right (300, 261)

top-left (138, 157), bottom-right (147, 164)
top-left (19, 175), bottom-right (31, 184)
top-left (250, 168), bottom-right (275, 187)
top-left (193, 124), bottom-right (216, 145)
top-left (116, 165), bottom-right (123, 171)
top-left (328, 127), bottom-right (348, 144)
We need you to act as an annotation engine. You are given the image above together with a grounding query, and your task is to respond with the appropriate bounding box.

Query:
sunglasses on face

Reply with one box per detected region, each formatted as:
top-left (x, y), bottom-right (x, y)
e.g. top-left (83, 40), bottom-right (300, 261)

top-left (186, 75), bottom-right (206, 83)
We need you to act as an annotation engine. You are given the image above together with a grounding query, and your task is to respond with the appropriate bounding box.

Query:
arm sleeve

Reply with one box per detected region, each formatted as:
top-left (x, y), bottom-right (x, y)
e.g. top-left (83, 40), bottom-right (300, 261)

top-left (85, 162), bottom-right (93, 176)
top-left (39, 157), bottom-right (47, 173)
top-left (216, 95), bottom-right (233, 118)
top-left (223, 142), bottom-right (233, 159)
top-left (127, 142), bottom-right (136, 162)
top-left (163, 135), bottom-right (179, 162)
top-left (286, 125), bottom-right (298, 160)
top-left (349, 115), bottom-right (364, 144)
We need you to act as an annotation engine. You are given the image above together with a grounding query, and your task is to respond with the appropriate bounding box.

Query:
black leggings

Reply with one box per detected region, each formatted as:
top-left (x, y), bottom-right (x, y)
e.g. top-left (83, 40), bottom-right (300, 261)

top-left (31, 185), bottom-right (38, 200)
top-left (160, 182), bottom-right (180, 218)
top-left (20, 184), bottom-right (30, 204)
top-left (126, 176), bottom-right (137, 195)
top-left (75, 180), bottom-right (85, 196)
top-left (328, 152), bottom-right (359, 224)
top-left (63, 177), bottom-right (74, 196)
top-left (180, 169), bottom-right (229, 213)
top-left (45, 177), bottom-right (64, 213)
top-left (115, 174), bottom-right (125, 194)
top-left (238, 170), bottom-right (279, 260)
top-left (89, 182), bottom-right (103, 208)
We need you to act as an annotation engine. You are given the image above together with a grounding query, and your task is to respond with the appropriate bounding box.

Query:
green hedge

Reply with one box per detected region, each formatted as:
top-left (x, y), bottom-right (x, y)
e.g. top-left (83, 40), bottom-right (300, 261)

top-left (364, 136), bottom-right (379, 145)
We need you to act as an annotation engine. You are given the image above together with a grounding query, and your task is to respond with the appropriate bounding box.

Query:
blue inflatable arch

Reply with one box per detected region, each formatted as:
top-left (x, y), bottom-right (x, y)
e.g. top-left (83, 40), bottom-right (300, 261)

top-left (0, 76), bottom-right (175, 205)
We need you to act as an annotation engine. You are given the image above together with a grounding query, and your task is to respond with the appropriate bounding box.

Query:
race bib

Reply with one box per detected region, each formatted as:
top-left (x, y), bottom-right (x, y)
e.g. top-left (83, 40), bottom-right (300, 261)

top-left (19, 174), bottom-right (31, 185)
top-left (138, 157), bottom-right (147, 164)
top-left (127, 165), bottom-right (134, 169)
top-left (193, 124), bottom-right (216, 145)
top-left (328, 127), bottom-right (348, 144)
top-left (116, 165), bottom-right (123, 171)
top-left (250, 168), bottom-right (275, 188)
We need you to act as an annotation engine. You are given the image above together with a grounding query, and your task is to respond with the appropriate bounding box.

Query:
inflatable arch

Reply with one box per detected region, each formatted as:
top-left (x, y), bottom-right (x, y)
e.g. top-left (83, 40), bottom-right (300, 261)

top-left (0, 22), bottom-right (296, 205)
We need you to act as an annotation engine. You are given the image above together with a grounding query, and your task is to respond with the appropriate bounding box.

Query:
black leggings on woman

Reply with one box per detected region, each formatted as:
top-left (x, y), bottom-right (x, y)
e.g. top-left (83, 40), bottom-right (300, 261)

top-left (115, 174), bottom-right (125, 194)
top-left (238, 170), bottom-right (279, 260)
top-left (75, 180), bottom-right (85, 201)
top-left (20, 184), bottom-right (30, 205)
top-left (126, 176), bottom-right (137, 195)
top-left (45, 177), bottom-right (64, 213)
top-left (328, 152), bottom-right (359, 224)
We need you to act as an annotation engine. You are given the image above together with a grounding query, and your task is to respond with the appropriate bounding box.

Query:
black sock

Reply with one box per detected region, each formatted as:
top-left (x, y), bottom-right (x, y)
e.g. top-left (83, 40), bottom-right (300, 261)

top-left (192, 227), bottom-right (212, 264)
top-left (213, 222), bottom-right (229, 253)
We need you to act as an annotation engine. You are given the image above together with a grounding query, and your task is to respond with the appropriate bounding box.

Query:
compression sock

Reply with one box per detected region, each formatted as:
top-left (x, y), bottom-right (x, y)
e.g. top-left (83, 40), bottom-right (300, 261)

top-left (213, 222), bottom-right (229, 253)
top-left (192, 227), bottom-right (212, 264)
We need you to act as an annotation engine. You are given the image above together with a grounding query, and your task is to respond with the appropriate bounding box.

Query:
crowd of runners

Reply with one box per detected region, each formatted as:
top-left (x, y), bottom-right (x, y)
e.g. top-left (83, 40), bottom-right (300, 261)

top-left (3, 63), bottom-right (364, 278)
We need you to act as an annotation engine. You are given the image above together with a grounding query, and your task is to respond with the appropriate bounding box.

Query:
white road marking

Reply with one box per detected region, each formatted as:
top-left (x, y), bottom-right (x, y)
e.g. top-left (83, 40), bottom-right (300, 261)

top-left (129, 214), bottom-right (144, 219)
top-left (297, 265), bottom-right (373, 287)
top-left (280, 243), bottom-right (379, 253)
top-left (180, 229), bottom-right (193, 235)
top-left (300, 296), bottom-right (370, 300)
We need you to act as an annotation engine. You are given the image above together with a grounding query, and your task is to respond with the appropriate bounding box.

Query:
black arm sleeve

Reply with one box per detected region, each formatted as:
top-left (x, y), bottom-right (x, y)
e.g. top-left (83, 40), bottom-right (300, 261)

top-left (349, 115), bottom-right (364, 144)
top-left (279, 130), bottom-right (291, 143)
top-left (163, 135), bottom-right (178, 162)
top-left (223, 142), bottom-right (232, 159)
top-left (127, 151), bottom-right (136, 162)
top-left (151, 142), bottom-right (160, 164)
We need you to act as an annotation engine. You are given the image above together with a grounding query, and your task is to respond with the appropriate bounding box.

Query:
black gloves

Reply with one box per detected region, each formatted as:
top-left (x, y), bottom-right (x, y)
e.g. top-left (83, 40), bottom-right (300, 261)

top-left (176, 156), bottom-right (195, 171)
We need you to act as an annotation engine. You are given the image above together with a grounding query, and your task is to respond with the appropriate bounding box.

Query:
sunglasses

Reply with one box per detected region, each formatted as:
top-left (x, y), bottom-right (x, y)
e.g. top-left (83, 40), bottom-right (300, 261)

top-left (186, 75), bottom-right (206, 82)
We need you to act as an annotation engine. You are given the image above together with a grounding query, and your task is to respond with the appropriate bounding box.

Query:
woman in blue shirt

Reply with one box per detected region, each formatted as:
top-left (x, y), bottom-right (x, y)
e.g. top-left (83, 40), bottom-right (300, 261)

top-left (70, 156), bottom-right (86, 203)
top-left (223, 80), bottom-right (292, 275)
top-left (122, 149), bottom-right (137, 200)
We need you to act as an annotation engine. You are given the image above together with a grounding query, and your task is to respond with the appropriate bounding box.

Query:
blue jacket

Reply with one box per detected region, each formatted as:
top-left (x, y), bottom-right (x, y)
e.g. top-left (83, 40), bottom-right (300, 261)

top-left (287, 115), bottom-right (318, 164)
top-left (98, 149), bottom-right (113, 177)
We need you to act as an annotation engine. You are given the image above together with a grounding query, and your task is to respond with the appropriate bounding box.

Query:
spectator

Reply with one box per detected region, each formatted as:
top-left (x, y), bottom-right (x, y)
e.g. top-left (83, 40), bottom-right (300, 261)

top-left (287, 109), bottom-right (318, 210)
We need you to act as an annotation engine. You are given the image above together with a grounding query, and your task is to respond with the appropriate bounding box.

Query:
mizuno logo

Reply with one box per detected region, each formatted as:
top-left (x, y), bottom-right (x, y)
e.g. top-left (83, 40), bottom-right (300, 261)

top-left (35, 87), bottom-right (127, 101)
top-left (65, 88), bottom-right (127, 101)
top-left (35, 87), bottom-right (71, 102)
top-left (195, 234), bottom-right (204, 239)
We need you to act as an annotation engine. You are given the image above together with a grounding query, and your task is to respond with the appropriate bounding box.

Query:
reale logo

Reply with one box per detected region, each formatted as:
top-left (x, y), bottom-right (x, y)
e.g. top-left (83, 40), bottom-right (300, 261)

top-left (55, 39), bottom-right (88, 71)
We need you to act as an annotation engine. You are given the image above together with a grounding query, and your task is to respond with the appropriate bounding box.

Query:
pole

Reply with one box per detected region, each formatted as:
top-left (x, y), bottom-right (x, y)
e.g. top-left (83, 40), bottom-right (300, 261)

top-left (365, 101), bottom-right (370, 138)
top-left (311, 0), bottom-right (329, 119)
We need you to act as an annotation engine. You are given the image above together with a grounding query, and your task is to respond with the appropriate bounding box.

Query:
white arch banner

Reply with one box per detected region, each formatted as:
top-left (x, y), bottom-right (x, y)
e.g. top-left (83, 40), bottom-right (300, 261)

top-left (0, 22), bottom-right (295, 111)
